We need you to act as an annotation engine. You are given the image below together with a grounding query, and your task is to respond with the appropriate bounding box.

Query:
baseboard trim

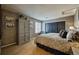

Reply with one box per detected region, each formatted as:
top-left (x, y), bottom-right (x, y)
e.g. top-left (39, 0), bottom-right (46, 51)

top-left (1, 42), bottom-right (16, 48)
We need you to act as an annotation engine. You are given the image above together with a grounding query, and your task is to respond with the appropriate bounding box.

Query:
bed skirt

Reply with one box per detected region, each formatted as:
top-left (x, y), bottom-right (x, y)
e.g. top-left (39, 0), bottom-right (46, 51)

top-left (36, 43), bottom-right (70, 55)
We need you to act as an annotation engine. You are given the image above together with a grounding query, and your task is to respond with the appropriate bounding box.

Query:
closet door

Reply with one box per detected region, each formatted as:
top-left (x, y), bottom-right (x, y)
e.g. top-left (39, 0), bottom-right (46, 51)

top-left (18, 18), bottom-right (25, 44)
top-left (24, 19), bottom-right (30, 42)
top-left (18, 17), bottom-right (30, 45)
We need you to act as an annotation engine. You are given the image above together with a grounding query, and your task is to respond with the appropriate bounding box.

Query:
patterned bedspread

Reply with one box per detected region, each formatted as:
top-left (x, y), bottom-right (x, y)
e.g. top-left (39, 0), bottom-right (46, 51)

top-left (35, 33), bottom-right (71, 54)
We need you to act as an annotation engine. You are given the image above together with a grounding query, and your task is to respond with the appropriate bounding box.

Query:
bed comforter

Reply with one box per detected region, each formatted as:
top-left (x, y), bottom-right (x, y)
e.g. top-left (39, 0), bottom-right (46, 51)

top-left (35, 33), bottom-right (71, 54)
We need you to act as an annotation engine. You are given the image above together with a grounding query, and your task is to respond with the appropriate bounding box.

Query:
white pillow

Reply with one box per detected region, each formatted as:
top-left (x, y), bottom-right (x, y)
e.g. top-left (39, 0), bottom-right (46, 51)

top-left (66, 31), bottom-right (76, 40)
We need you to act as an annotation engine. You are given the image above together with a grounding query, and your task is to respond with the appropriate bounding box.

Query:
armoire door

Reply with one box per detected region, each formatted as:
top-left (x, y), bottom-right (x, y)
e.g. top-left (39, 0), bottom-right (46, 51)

top-left (18, 18), bottom-right (25, 44)
top-left (24, 19), bottom-right (30, 42)
top-left (18, 17), bottom-right (30, 45)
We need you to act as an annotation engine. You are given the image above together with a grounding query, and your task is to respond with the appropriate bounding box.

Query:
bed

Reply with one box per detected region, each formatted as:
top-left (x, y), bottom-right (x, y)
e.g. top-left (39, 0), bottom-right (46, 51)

top-left (35, 33), bottom-right (72, 55)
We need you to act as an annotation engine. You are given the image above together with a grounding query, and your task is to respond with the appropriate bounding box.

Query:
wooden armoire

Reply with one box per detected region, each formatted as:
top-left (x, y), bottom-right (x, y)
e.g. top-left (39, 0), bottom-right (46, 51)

top-left (18, 15), bottom-right (30, 45)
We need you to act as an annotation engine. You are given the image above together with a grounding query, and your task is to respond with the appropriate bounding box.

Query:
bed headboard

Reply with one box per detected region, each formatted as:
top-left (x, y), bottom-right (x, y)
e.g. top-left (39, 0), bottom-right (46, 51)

top-left (45, 21), bottom-right (65, 33)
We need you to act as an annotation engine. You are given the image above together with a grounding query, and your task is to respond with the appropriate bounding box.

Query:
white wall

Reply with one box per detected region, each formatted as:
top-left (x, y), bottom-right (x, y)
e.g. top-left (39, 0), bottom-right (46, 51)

top-left (74, 8), bottom-right (79, 31)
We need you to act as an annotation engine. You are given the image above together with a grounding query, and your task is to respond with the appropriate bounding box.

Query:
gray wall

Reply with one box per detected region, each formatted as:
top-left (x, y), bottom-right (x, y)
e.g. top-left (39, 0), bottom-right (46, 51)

top-left (42, 16), bottom-right (74, 33)
top-left (29, 17), bottom-right (42, 39)
top-left (18, 16), bottom-right (30, 45)
top-left (2, 9), bottom-right (18, 46)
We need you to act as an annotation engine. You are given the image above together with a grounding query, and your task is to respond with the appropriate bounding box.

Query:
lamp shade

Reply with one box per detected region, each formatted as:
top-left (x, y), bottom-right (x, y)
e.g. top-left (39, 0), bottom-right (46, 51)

top-left (69, 26), bottom-right (75, 30)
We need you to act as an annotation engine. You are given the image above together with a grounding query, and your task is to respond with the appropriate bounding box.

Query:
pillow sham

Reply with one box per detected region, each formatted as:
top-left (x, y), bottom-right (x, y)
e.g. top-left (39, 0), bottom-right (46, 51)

top-left (66, 31), bottom-right (76, 40)
top-left (61, 31), bottom-right (67, 38)
top-left (59, 30), bottom-right (64, 36)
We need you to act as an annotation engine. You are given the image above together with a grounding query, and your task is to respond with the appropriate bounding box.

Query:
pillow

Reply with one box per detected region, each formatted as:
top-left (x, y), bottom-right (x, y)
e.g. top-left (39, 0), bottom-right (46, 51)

top-left (73, 31), bottom-right (79, 41)
top-left (61, 31), bottom-right (68, 38)
top-left (75, 31), bottom-right (79, 35)
top-left (66, 31), bottom-right (75, 40)
top-left (59, 30), bottom-right (64, 36)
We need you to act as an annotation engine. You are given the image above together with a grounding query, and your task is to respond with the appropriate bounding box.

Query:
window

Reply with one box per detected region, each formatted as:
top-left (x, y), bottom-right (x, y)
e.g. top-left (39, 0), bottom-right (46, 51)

top-left (35, 22), bottom-right (41, 33)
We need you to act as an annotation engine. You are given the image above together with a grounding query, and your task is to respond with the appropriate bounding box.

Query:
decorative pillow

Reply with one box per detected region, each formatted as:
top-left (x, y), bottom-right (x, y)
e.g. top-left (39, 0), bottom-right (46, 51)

top-left (73, 31), bottom-right (79, 41)
top-left (75, 31), bottom-right (79, 35)
top-left (61, 31), bottom-right (68, 38)
top-left (59, 30), bottom-right (64, 36)
top-left (66, 31), bottom-right (75, 40)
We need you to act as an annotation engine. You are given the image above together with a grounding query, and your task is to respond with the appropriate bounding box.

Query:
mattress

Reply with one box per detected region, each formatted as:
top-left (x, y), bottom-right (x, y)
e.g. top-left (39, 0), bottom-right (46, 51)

top-left (35, 33), bottom-right (71, 54)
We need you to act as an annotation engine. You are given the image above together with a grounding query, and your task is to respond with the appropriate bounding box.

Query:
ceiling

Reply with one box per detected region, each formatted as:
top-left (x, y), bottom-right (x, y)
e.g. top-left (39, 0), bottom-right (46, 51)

top-left (2, 4), bottom-right (79, 21)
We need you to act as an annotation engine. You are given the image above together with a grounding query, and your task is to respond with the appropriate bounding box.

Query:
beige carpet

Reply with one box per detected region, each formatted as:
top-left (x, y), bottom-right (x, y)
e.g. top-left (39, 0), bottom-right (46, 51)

top-left (2, 39), bottom-right (52, 55)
